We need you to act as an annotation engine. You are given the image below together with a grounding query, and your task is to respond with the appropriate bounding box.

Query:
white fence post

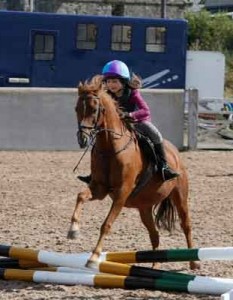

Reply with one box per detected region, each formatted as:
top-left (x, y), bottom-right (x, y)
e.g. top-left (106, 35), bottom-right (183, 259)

top-left (187, 88), bottom-right (198, 150)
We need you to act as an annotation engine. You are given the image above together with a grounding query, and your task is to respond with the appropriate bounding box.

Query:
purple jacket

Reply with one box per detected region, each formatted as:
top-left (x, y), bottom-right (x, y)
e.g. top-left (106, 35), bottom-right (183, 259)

top-left (128, 89), bottom-right (151, 122)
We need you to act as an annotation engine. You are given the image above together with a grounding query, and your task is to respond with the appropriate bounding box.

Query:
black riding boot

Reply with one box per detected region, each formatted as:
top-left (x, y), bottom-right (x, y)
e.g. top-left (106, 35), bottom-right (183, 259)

top-left (77, 174), bottom-right (92, 184)
top-left (154, 143), bottom-right (179, 181)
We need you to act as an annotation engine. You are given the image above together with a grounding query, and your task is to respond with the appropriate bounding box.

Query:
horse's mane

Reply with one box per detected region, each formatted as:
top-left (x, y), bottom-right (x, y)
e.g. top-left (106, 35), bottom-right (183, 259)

top-left (78, 74), bottom-right (104, 94)
top-left (78, 75), bottom-right (135, 131)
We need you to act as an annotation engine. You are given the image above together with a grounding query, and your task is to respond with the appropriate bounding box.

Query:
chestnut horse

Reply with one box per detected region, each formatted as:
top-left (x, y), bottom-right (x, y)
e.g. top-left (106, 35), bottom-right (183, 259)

top-left (68, 75), bottom-right (199, 270)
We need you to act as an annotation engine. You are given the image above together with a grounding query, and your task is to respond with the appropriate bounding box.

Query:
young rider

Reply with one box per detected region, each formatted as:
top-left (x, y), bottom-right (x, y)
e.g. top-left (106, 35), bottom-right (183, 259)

top-left (78, 60), bottom-right (179, 183)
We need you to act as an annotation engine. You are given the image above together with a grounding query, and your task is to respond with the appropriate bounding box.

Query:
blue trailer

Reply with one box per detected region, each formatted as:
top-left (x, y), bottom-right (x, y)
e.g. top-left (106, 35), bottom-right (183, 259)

top-left (0, 10), bottom-right (187, 88)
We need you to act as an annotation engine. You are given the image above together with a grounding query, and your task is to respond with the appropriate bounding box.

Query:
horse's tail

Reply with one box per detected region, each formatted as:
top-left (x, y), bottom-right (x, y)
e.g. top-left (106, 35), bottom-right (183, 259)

top-left (153, 197), bottom-right (176, 232)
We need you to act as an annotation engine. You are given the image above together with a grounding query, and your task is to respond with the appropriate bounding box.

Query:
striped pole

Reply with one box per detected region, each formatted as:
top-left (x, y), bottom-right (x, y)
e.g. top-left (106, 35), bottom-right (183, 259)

top-left (0, 258), bottom-right (48, 269)
top-left (221, 289), bottom-right (233, 300)
top-left (34, 260), bottom-right (233, 290)
top-left (96, 261), bottom-right (233, 286)
top-left (30, 266), bottom-right (101, 274)
top-left (0, 267), bottom-right (233, 295)
top-left (0, 245), bottom-right (93, 268)
top-left (14, 260), bottom-right (233, 291)
top-left (1, 245), bottom-right (233, 265)
top-left (105, 247), bottom-right (233, 264)
top-left (28, 263), bottom-right (194, 281)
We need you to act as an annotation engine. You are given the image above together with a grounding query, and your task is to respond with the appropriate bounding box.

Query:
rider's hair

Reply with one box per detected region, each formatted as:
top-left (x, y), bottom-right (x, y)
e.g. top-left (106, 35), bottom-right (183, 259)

top-left (128, 73), bottom-right (142, 89)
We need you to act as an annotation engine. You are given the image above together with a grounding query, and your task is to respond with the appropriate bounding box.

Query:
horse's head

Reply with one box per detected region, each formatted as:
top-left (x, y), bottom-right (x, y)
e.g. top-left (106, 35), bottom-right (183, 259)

top-left (75, 75), bottom-right (105, 148)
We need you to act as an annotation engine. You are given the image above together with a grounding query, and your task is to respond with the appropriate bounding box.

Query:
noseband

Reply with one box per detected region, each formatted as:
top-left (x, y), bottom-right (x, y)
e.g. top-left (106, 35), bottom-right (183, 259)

top-left (78, 95), bottom-right (102, 133)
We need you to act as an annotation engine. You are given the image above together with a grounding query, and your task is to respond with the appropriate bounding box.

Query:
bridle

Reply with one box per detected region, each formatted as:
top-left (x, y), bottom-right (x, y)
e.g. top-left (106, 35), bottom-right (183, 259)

top-left (76, 94), bottom-right (103, 149)
top-left (73, 93), bottom-right (134, 173)
top-left (78, 95), bottom-right (102, 131)
top-left (77, 93), bottom-right (127, 140)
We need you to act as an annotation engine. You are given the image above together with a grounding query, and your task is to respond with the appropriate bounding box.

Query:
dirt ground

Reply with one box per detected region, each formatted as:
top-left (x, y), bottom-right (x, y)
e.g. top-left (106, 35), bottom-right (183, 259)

top-left (0, 149), bottom-right (232, 300)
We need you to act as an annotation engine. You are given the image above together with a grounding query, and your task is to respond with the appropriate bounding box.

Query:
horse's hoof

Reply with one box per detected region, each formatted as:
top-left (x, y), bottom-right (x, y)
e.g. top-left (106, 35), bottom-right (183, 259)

top-left (190, 261), bottom-right (201, 270)
top-left (85, 259), bottom-right (98, 269)
top-left (67, 230), bottom-right (79, 240)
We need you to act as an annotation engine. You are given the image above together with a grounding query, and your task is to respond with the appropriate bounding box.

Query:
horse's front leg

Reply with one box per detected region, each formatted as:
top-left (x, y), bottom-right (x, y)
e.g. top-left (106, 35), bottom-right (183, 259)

top-left (86, 192), bottom-right (127, 268)
top-left (67, 188), bottom-right (92, 239)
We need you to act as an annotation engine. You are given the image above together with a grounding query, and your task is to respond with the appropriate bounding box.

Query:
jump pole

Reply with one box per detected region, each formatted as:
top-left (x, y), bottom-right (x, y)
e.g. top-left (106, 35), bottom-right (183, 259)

top-left (3, 259), bottom-right (232, 292)
top-left (104, 247), bottom-right (233, 263)
top-left (0, 267), bottom-right (233, 295)
top-left (0, 245), bottom-right (92, 268)
top-left (30, 261), bottom-right (233, 291)
top-left (0, 245), bottom-right (233, 266)
top-left (0, 258), bottom-right (48, 269)
top-left (221, 289), bottom-right (233, 300)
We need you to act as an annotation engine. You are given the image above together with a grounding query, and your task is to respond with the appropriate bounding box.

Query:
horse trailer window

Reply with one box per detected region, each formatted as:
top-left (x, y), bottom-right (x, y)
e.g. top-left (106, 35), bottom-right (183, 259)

top-left (146, 27), bottom-right (166, 52)
top-left (111, 25), bottom-right (131, 51)
top-left (34, 34), bottom-right (54, 60)
top-left (76, 24), bottom-right (97, 50)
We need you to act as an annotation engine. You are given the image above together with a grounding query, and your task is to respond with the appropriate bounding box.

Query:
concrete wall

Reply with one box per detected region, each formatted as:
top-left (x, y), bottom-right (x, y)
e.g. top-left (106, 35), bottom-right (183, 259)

top-left (56, 0), bottom-right (190, 18)
top-left (143, 89), bottom-right (185, 149)
top-left (0, 88), bottom-right (185, 150)
top-left (0, 88), bottom-right (78, 151)
top-left (3, 0), bottom-right (192, 19)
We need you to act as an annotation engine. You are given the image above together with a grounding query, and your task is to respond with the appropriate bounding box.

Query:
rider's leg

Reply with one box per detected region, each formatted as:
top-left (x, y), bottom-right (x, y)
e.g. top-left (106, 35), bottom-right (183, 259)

top-left (135, 121), bottom-right (179, 181)
top-left (153, 142), bottom-right (179, 181)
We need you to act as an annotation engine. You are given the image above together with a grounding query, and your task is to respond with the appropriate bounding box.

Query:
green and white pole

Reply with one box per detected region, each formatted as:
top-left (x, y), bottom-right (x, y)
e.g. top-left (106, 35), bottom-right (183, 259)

top-left (8, 260), bottom-right (233, 293)
top-left (104, 247), bottom-right (233, 264)
top-left (0, 267), bottom-right (233, 295)
top-left (0, 245), bottom-right (233, 265)
top-left (41, 260), bottom-right (233, 291)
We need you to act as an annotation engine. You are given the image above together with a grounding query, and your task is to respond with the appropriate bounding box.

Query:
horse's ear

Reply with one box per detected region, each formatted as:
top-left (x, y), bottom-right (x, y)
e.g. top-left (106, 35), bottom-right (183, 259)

top-left (78, 81), bottom-right (84, 95)
top-left (91, 75), bottom-right (104, 90)
top-left (98, 75), bottom-right (105, 90)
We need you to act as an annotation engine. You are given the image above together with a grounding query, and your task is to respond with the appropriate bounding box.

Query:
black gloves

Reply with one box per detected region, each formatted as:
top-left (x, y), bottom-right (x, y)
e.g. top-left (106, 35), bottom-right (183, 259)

top-left (119, 111), bottom-right (130, 118)
top-left (119, 111), bottom-right (135, 122)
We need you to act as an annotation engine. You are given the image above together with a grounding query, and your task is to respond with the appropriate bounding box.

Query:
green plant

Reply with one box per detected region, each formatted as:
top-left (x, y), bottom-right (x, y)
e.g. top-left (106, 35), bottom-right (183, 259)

top-left (185, 10), bottom-right (233, 97)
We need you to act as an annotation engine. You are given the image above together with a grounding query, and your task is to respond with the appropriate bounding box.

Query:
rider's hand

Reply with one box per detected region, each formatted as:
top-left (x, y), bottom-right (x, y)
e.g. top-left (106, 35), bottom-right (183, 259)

top-left (119, 111), bottom-right (135, 122)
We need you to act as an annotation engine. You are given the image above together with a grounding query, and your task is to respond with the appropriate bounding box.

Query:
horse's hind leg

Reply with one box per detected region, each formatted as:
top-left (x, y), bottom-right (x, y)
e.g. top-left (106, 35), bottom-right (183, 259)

top-left (139, 206), bottom-right (160, 268)
top-left (170, 186), bottom-right (200, 270)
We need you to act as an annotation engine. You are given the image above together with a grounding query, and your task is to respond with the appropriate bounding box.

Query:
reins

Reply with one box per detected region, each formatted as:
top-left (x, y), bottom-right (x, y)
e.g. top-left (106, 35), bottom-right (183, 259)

top-left (73, 136), bottom-right (94, 174)
top-left (94, 128), bottom-right (134, 156)
top-left (73, 127), bottom-right (134, 174)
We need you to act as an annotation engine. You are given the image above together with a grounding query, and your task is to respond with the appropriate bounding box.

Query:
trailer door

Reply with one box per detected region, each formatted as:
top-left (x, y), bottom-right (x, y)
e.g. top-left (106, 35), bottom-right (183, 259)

top-left (31, 30), bottom-right (57, 87)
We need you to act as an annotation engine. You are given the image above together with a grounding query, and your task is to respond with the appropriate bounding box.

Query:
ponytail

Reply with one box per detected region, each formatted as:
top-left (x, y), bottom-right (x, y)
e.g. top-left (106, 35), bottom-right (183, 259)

top-left (128, 73), bottom-right (142, 89)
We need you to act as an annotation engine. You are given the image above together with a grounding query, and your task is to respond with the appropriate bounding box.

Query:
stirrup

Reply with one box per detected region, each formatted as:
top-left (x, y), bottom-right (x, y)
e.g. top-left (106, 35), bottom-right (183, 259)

top-left (161, 166), bottom-right (179, 182)
top-left (77, 175), bottom-right (91, 184)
